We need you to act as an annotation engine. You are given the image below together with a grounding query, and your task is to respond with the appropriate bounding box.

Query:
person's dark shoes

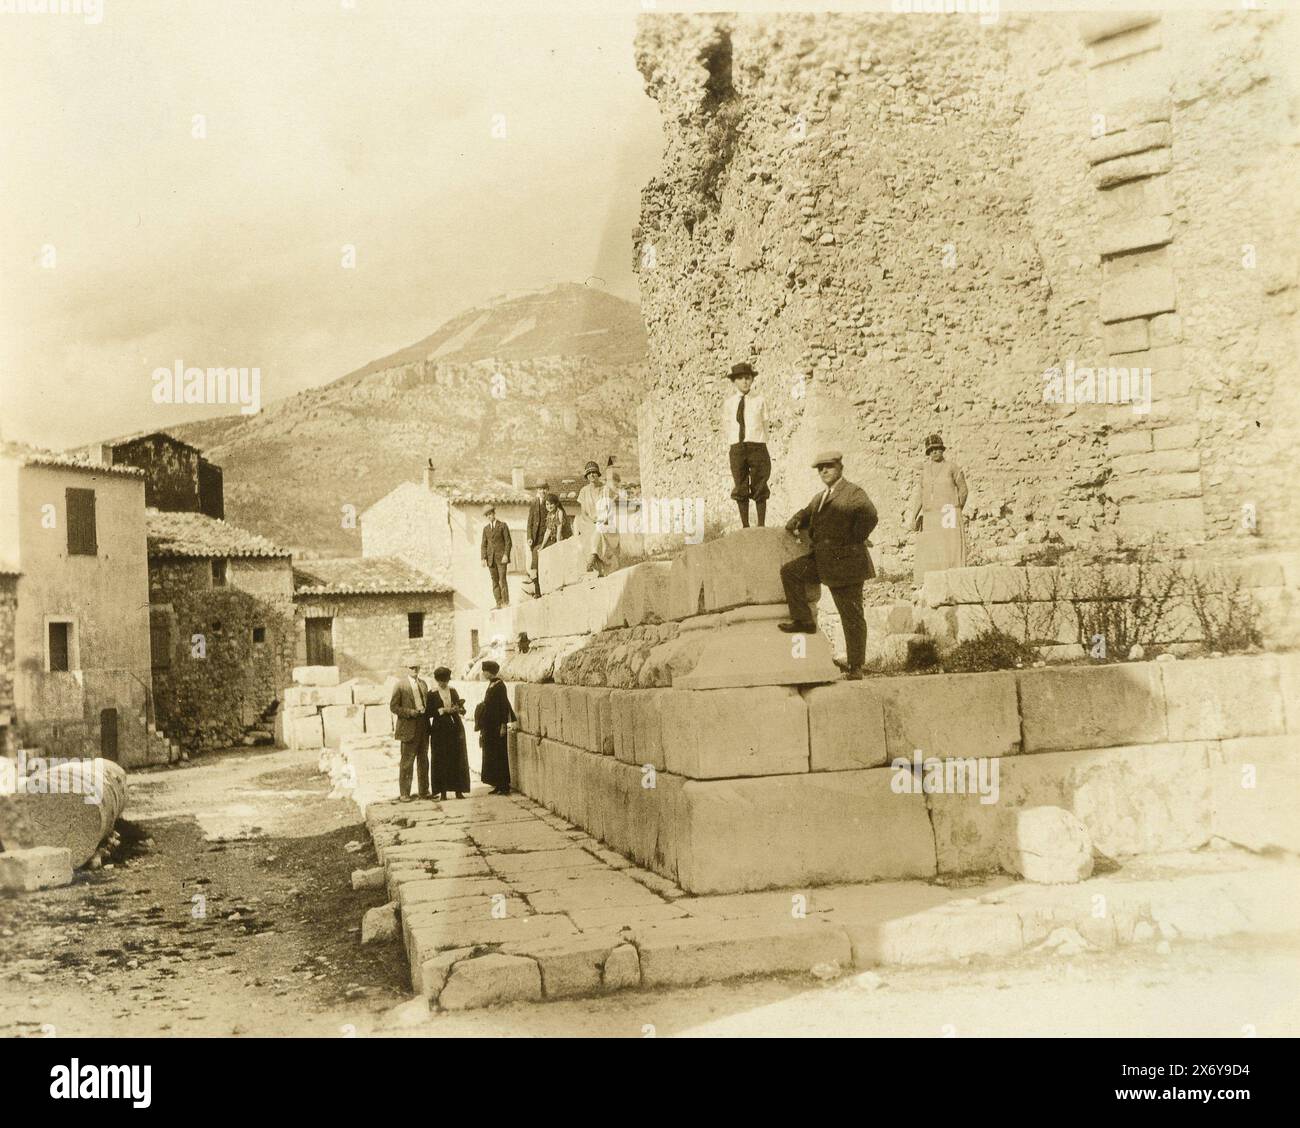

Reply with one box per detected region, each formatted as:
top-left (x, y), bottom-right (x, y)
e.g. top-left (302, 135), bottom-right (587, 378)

top-left (455, 792), bottom-right (465, 800)
top-left (778, 620), bottom-right (816, 633)
top-left (399, 795), bottom-right (414, 803)
top-left (844, 666), bottom-right (866, 681)
top-left (490, 787), bottom-right (510, 795)
top-left (438, 792), bottom-right (447, 801)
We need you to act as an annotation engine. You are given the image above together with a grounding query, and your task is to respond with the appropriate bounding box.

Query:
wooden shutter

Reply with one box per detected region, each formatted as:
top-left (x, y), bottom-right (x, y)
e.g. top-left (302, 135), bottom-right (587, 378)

top-left (49, 622), bottom-right (70, 672)
top-left (66, 488), bottom-right (97, 555)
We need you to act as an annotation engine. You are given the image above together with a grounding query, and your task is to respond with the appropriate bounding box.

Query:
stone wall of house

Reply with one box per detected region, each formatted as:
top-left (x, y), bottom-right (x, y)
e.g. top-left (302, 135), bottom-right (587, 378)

top-left (631, 9), bottom-right (1299, 560)
top-left (149, 557), bottom-right (296, 750)
top-left (0, 574), bottom-right (16, 759)
top-left (293, 592), bottom-right (456, 683)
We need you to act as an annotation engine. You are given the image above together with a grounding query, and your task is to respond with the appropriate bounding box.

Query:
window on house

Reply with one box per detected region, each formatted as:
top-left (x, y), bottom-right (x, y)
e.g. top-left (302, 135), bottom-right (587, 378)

top-left (66, 488), bottom-right (97, 556)
top-left (408, 612), bottom-right (425, 639)
top-left (252, 626), bottom-right (266, 644)
top-left (48, 621), bottom-right (71, 672)
top-left (211, 558), bottom-right (228, 586)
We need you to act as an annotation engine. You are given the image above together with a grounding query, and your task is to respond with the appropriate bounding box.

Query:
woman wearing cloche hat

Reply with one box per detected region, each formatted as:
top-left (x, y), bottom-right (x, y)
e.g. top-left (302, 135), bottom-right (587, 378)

top-left (903, 432), bottom-right (968, 585)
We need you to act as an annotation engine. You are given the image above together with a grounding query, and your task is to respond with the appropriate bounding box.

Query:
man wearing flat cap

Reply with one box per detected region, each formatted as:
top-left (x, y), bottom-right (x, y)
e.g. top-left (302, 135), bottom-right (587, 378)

top-left (722, 361), bottom-right (770, 528)
top-left (480, 505), bottom-right (513, 607)
top-left (779, 450), bottom-right (878, 679)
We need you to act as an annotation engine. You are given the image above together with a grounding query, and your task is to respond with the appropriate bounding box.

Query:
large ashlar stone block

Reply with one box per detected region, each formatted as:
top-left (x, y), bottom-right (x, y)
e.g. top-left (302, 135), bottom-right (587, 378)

top-left (363, 704), bottom-right (392, 735)
top-left (538, 535), bottom-right (592, 594)
top-left (1099, 265), bottom-right (1176, 322)
top-left (287, 712), bottom-right (324, 750)
top-left (0, 845), bottom-right (73, 892)
top-left (666, 528), bottom-right (806, 620)
top-left (660, 686), bottom-right (809, 779)
top-left (676, 770), bottom-right (937, 892)
top-left (1210, 735), bottom-right (1300, 853)
top-left (609, 690), bottom-right (637, 763)
top-left (292, 665), bottom-right (340, 686)
top-left (1279, 653), bottom-right (1300, 734)
top-left (586, 688), bottom-right (612, 754)
top-left (927, 742), bottom-right (1213, 875)
top-left (634, 917), bottom-right (851, 989)
top-left (607, 561), bottom-right (673, 628)
top-left (284, 684), bottom-right (352, 708)
top-left (1161, 656), bottom-right (1284, 742)
top-left (350, 681), bottom-right (390, 706)
top-left (674, 604), bottom-right (841, 689)
top-left (1018, 664), bottom-right (1167, 752)
top-left (322, 704), bottom-right (366, 748)
top-left (631, 688), bottom-right (668, 770)
top-left (875, 672), bottom-right (1022, 761)
top-left (806, 682), bottom-right (888, 772)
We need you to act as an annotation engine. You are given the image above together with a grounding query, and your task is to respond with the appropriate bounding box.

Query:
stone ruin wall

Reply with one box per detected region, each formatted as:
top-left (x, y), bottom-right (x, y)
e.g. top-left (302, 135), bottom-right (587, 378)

top-left (631, 10), bottom-right (1299, 566)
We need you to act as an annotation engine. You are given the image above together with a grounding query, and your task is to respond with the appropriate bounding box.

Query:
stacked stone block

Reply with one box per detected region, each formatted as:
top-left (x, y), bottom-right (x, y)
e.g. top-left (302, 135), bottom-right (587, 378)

top-left (506, 530), bottom-right (1300, 895)
top-left (280, 665), bottom-right (395, 750)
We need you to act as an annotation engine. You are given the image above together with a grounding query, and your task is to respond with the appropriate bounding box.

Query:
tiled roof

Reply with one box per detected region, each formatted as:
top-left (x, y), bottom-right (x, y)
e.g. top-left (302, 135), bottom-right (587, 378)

top-left (146, 509), bottom-right (291, 558)
top-left (293, 556), bottom-right (452, 596)
top-left (435, 480), bottom-right (534, 507)
top-left (0, 440), bottom-right (145, 478)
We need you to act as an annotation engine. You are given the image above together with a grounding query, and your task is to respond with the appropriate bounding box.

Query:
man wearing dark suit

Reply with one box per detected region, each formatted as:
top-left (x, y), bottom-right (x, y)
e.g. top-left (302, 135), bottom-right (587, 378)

top-left (389, 659), bottom-right (431, 801)
top-left (779, 450), bottom-right (878, 680)
top-left (525, 481), bottom-right (549, 574)
top-left (480, 506), bottom-right (513, 607)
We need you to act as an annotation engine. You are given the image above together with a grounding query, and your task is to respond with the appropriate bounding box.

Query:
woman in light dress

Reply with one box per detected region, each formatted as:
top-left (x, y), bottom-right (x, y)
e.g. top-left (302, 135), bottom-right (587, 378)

top-left (904, 433), bottom-right (968, 585)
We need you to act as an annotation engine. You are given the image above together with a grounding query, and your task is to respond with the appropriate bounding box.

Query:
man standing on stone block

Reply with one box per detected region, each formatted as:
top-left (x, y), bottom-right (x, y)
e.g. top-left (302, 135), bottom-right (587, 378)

top-left (525, 479), bottom-right (549, 592)
top-left (778, 450), bottom-right (878, 680)
top-left (722, 360), bottom-right (771, 528)
top-left (481, 505), bottom-right (513, 607)
top-left (390, 658), bottom-right (431, 802)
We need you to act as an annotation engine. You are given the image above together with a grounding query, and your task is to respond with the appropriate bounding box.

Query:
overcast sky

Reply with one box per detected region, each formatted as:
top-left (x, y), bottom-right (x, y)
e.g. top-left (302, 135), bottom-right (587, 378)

top-left (0, 0), bottom-right (664, 448)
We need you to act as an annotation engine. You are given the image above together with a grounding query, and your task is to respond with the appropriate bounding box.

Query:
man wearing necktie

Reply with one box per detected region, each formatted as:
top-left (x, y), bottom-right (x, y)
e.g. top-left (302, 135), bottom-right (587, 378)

top-left (389, 658), bottom-right (432, 801)
top-left (779, 450), bottom-right (878, 680)
top-left (722, 361), bottom-right (771, 528)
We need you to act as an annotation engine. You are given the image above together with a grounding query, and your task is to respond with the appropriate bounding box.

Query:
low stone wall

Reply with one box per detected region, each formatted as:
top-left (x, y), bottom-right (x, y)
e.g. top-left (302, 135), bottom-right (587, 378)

top-left (916, 553), bottom-right (1300, 658)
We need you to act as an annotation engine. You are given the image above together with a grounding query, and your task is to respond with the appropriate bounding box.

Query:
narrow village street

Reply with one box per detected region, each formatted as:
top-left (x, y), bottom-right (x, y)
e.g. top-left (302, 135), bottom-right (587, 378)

top-left (3, 745), bottom-right (1297, 1039)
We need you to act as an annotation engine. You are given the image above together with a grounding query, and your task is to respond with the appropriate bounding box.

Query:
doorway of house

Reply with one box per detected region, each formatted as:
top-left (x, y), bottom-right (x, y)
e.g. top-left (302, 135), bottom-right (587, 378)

top-left (305, 617), bottom-right (335, 666)
top-left (100, 707), bottom-right (119, 762)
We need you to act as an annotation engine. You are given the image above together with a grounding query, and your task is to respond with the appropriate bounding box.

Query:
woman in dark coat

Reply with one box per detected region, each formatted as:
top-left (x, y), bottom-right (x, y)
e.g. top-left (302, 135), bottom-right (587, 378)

top-left (476, 659), bottom-right (516, 795)
top-left (425, 666), bottom-right (471, 800)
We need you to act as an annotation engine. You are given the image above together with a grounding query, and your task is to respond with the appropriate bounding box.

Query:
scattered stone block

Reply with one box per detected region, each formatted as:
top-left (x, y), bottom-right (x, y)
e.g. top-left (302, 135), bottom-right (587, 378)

top-left (351, 682), bottom-right (390, 706)
top-left (351, 866), bottom-right (386, 890)
top-left (284, 684), bottom-right (353, 708)
top-left (674, 604), bottom-right (841, 689)
top-left (293, 665), bottom-right (341, 687)
top-left (438, 953), bottom-right (542, 1010)
top-left (361, 902), bottom-right (399, 944)
top-left (999, 806), bottom-right (1095, 884)
top-left (0, 845), bottom-right (73, 892)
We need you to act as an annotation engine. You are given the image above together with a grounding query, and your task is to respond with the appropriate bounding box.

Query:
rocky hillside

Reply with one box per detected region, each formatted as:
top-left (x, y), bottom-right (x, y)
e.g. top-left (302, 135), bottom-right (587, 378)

top-left (171, 284), bottom-right (646, 554)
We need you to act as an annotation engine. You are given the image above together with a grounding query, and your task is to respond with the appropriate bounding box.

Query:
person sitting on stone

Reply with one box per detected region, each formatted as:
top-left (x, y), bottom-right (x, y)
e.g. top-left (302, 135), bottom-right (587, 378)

top-left (778, 450), bottom-right (878, 680)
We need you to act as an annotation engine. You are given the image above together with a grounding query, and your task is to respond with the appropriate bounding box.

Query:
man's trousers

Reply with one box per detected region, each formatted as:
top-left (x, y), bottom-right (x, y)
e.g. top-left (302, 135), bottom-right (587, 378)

top-left (488, 562), bottom-right (510, 606)
top-left (779, 554), bottom-right (867, 669)
top-left (399, 734), bottom-right (430, 798)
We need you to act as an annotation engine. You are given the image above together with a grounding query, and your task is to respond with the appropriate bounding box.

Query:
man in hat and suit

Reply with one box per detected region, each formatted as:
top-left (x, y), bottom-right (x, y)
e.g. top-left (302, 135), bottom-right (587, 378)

top-left (722, 361), bottom-right (771, 528)
top-left (779, 451), bottom-right (878, 679)
top-left (389, 657), bottom-right (431, 801)
top-left (481, 505), bottom-right (513, 607)
top-left (904, 433), bottom-right (968, 584)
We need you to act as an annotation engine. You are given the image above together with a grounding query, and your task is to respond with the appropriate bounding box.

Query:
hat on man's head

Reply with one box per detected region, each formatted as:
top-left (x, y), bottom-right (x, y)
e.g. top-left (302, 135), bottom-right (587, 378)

top-left (811, 449), bottom-right (843, 468)
top-left (583, 461), bottom-right (600, 477)
top-left (924, 433), bottom-right (945, 453)
top-left (483, 505), bottom-right (496, 516)
top-left (728, 361), bottom-right (756, 380)
top-left (402, 651), bottom-right (423, 668)
top-left (481, 659), bottom-right (500, 676)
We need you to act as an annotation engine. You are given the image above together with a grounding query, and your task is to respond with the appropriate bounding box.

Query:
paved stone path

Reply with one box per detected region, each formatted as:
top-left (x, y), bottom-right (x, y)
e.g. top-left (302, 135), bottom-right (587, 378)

top-left (363, 787), bottom-right (1300, 1011)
